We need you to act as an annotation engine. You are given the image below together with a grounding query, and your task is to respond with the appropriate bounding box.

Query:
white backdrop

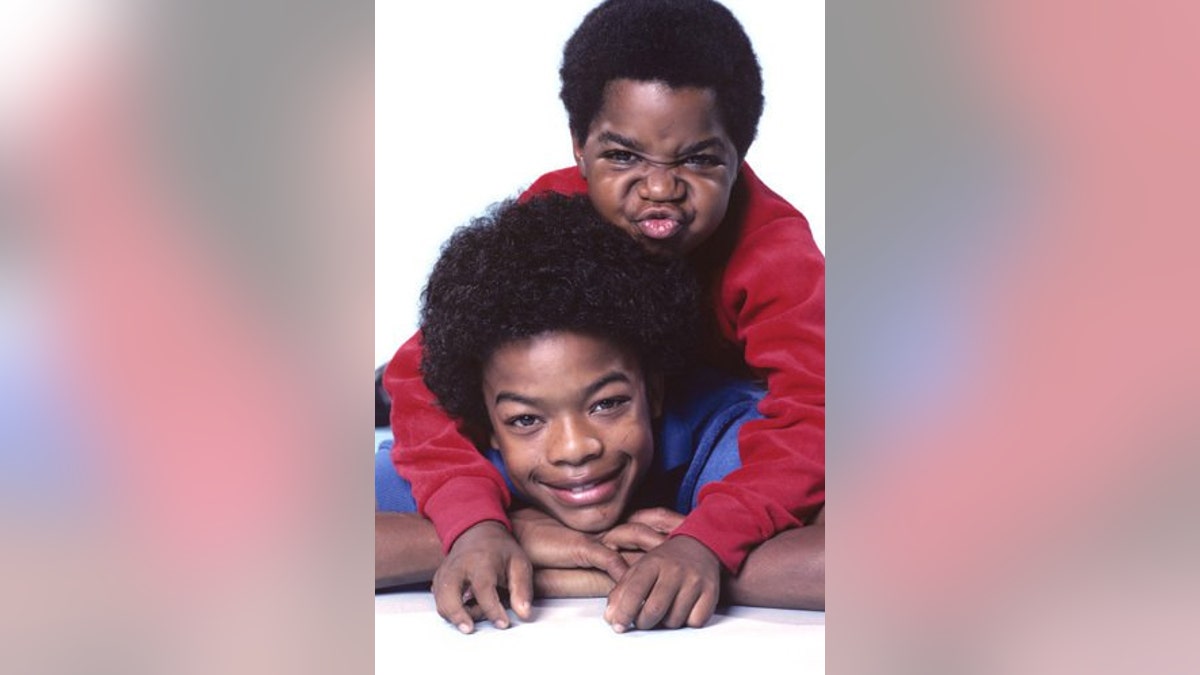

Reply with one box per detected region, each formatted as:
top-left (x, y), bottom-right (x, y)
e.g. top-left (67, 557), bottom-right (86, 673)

top-left (376, 1), bottom-right (824, 366)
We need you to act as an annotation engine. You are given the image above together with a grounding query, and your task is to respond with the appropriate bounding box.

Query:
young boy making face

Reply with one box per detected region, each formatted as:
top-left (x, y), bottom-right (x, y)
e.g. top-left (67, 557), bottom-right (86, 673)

top-left (383, 0), bottom-right (825, 632)
top-left (572, 79), bottom-right (737, 256)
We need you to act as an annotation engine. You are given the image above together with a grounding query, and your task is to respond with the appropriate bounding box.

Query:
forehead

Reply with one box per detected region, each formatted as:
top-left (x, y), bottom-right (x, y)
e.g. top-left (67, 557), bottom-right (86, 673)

top-left (591, 79), bottom-right (729, 142)
top-left (482, 332), bottom-right (641, 390)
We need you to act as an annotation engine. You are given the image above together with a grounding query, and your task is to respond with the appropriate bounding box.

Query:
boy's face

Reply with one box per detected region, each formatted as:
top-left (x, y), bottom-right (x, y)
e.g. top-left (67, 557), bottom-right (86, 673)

top-left (573, 79), bottom-right (739, 256)
top-left (483, 331), bottom-right (658, 533)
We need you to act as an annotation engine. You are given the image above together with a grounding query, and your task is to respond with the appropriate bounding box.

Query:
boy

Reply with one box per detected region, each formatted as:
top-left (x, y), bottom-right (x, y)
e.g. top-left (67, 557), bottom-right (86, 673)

top-left (376, 194), bottom-right (824, 630)
top-left (383, 0), bottom-right (824, 631)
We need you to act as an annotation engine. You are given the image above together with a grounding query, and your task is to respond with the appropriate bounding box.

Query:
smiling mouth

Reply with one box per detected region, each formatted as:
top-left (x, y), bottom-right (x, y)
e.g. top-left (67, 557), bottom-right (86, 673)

top-left (540, 462), bottom-right (627, 507)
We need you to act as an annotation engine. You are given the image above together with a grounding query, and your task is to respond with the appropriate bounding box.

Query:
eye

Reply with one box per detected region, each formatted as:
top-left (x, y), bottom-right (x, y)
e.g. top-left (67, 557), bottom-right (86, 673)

top-left (600, 150), bottom-right (640, 165)
top-left (589, 396), bottom-right (631, 415)
top-left (505, 414), bottom-right (542, 429)
top-left (682, 154), bottom-right (724, 169)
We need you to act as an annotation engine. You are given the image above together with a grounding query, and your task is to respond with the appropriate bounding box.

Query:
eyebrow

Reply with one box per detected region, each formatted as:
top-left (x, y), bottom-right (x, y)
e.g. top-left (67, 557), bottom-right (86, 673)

top-left (596, 131), bottom-right (727, 158)
top-left (582, 372), bottom-right (632, 399)
top-left (492, 371), bottom-right (633, 407)
top-left (596, 131), bottom-right (645, 152)
top-left (678, 138), bottom-right (727, 156)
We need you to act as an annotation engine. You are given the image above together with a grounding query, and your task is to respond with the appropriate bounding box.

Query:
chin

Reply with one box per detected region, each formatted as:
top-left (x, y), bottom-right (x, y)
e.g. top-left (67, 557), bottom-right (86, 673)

top-left (562, 512), bottom-right (620, 534)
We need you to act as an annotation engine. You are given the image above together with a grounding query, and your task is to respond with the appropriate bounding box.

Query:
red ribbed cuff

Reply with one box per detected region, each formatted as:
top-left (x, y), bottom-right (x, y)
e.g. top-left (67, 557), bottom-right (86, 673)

top-left (669, 497), bottom-right (773, 573)
top-left (423, 476), bottom-right (511, 554)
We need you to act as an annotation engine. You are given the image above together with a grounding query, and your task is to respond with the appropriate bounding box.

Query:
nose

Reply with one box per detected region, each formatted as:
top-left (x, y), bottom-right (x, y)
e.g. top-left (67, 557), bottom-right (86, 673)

top-left (638, 163), bottom-right (684, 202)
top-left (547, 415), bottom-right (603, 466)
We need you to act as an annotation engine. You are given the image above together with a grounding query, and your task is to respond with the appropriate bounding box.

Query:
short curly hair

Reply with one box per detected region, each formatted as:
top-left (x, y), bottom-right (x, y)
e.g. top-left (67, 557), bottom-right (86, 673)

top-left (560, 0), bottom-right (764, 159)
top-left (419, 193), bottom-right (701, 433)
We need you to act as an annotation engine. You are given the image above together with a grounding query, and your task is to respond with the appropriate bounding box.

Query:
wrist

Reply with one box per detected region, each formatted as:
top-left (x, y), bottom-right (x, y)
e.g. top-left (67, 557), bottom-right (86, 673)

top-left (450, 519), bottom-right (511, 552)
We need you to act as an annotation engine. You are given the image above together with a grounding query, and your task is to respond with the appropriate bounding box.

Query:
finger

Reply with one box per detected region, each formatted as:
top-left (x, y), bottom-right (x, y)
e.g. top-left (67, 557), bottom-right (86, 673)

top-left (635, 576), bottom-right (680, 631)
top-left (626, 507), bottom-right (684, 534)
top-left (432, 576), bottom-right (475, 634)
top-left (662, 580), bottom-right (703, 629)
top-left (579, 542), bottom-right (630, 582)
top-left (471, 580), bottom-right (512, 630)
top-left (602, 523), bottom-right (667, 552)
top-left (604, 564), bottom-right (658, 632)
top-left (619, 550), bottom-right (646, 566)
top-left (686, 580), bottom-right (720, 629)
top-left (465, 602), bottom-right (487, 622)
top-left (507, 555), bottom-right (535, 621)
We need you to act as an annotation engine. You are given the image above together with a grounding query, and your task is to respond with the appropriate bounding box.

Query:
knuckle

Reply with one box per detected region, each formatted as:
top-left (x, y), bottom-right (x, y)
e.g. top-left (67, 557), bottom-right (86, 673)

top-left (513, 556), bottom-right (534, 575)
top-left (642, 601), bottom-right (667, 620)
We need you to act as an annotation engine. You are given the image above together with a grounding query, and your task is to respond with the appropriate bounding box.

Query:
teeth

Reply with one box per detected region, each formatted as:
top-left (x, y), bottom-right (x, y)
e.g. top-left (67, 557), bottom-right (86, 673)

top-left (570, 482), bottom-right (598, 494)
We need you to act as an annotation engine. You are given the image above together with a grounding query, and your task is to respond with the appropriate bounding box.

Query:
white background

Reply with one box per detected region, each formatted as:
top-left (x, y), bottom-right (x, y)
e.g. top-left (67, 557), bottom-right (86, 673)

top-left (376, 1), bottom-right (824, 366)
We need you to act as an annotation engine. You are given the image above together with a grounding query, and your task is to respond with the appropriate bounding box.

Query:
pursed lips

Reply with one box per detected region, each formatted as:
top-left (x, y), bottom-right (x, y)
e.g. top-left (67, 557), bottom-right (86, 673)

top-left (634, 207), bottom-right (688, 224)
top-left (631, 208), bottom-right (690, 241)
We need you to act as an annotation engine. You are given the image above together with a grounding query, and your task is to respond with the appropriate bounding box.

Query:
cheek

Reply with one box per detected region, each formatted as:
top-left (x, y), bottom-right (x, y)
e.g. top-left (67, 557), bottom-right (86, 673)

top-left (587, 180), bottom-right (627, 217)
top-left (697, 180), bottom-right (733, 219)
top-left (498, 444), bottom-right (537, 479)
top-left (624, 423), bottom-right (656, 464)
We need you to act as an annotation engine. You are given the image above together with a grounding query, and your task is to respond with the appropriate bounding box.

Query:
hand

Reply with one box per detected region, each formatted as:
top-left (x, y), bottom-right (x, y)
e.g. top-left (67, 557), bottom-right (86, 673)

top-left (531, 546), bottom-right (651, 598)
top-left (604, 535), bottom-right (721, 632)
top-left (432, 521), bottom-right (533, 634)
top-left (617, 507), bottom-right (685, 536)
top-left (510, 508), bottom-right (632, 583)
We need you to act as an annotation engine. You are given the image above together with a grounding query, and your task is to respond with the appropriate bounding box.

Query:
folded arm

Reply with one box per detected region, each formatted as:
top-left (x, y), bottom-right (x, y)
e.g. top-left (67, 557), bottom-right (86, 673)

top-left (723, 505), bottom-right (824, 610)
top-left (375, 511), bottom-right (442, 590)
top-left (524, 506), bottom-right (825, 612)
top-left (384, 333), bottom-right (513, 549)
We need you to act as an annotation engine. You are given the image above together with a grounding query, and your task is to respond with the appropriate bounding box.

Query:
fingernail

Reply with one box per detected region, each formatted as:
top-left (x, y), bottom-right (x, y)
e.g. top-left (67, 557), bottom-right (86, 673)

top-left (457, 623), bottom-right (472, 634)
top-left (496, 620), bottom-right (509, 629)
top-left (611, 622), bottom-right (626, 634)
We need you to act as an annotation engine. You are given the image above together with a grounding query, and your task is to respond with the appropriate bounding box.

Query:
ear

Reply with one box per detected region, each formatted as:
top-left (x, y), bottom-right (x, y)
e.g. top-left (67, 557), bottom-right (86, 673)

top-left (571, 135), bottom-right (587, 177)
top-left (648, 373), bottom-right (665, 419)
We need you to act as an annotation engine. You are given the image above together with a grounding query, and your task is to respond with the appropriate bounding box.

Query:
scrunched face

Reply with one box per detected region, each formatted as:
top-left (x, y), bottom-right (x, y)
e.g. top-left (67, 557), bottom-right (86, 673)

top-left (573, 79), bottom-right (739, 257)
top-left (483, 331), bottom-right (659, 532)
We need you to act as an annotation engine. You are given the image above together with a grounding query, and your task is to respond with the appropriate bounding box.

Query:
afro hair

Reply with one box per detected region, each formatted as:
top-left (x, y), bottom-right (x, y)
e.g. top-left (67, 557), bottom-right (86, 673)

top-left (560, 0), bottom-right (764, 159)
top-left (419, 193), bottom-right (701, 433)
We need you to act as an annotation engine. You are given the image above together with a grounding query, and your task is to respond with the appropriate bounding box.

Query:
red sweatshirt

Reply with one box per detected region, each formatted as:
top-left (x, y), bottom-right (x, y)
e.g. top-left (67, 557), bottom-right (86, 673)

top-left (384, 163), bottom-right (825, 572)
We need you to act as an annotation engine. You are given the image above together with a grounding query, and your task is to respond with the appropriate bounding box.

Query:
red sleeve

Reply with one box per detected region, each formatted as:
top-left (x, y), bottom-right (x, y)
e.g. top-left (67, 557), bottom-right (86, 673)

top-left (519, 166), bottom-right (588, 201)
top-left (383, 167), bottom-right (583, 552)
top-left (670, 170), bottom-right (825, 573)
top-left (384, 332), bottom-right (511, 552)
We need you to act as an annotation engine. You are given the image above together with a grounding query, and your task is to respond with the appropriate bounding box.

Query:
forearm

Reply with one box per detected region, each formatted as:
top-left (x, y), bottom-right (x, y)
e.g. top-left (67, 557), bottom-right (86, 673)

top-left (722, 524), bottom-right (824, 610)
top-left (375, 512), bottom-right (444, 590)
top-left (534, 568), bottom-right (614, 598)
top-left (384, 336), bottom-right (512, 546)
top-left (542, 526), bottom-right (826, 607)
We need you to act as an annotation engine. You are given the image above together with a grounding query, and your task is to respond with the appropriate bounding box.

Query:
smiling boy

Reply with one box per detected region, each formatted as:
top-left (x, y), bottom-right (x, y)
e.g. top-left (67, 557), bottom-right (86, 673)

top-left (484, 331), bottom-right (657, 535)
top-left (376, 193), bottom-right (824, 629)
top-left (382, 0), bottom-right (825, 632)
